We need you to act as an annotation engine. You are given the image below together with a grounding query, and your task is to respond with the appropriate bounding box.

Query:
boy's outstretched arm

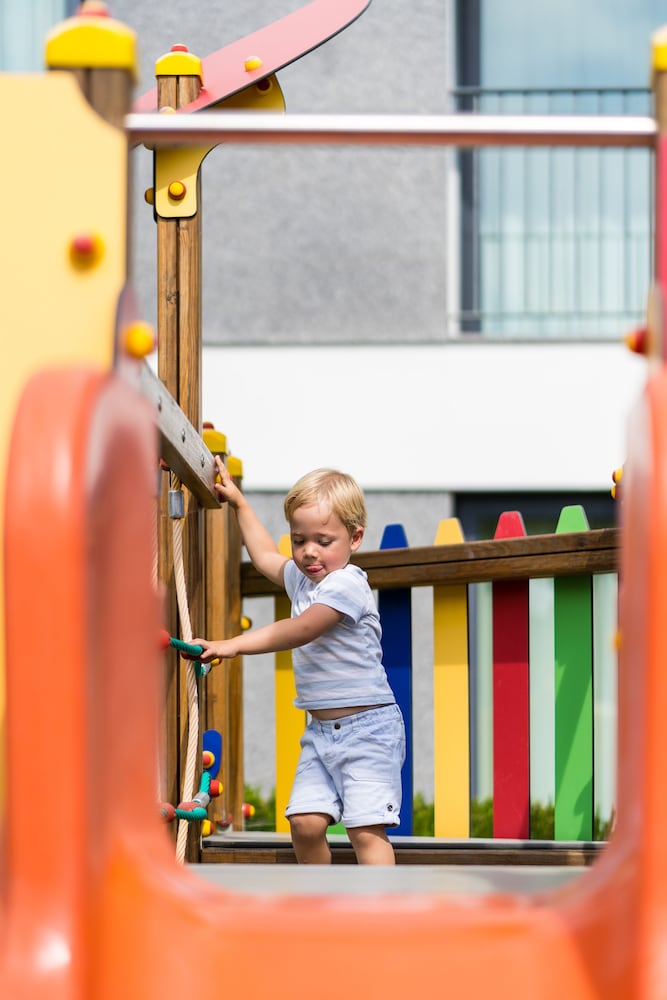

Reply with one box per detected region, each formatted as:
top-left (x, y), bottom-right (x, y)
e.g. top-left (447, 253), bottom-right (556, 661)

top-left (213, 455), bottom-right (286, 586)
top-left (193, 604), bottom-right (343, 662)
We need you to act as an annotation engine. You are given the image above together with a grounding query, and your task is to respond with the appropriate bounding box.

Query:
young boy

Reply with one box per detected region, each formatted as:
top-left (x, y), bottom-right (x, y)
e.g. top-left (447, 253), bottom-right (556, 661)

top-left (192, 458), bottom-right (405, 865)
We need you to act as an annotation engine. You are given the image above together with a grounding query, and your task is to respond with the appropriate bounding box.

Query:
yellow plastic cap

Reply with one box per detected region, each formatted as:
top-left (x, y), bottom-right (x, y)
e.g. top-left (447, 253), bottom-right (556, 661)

top-left (226, 455), bottom-right (243, 478)
top-left (155, 44), bottom-right (204, 82)
top-left (203, 424), bottom-right (228, 455)
top-left (652, 25), bottom-right (667, 72)
top-left (45, 3), bottom-right (137, 79)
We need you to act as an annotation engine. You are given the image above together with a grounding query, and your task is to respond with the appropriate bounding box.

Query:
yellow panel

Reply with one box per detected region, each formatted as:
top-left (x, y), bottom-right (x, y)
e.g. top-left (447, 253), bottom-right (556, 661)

top-left (209, 74), bottom-right (285, 113)
top-left (274, 535), bottom-right (305, 833)
top-left (154, 75), bottom-right (285, 219)
top-left (432, 518), bottom-right (470, 837)
top-left (0, 70), bottom-right (127, 813)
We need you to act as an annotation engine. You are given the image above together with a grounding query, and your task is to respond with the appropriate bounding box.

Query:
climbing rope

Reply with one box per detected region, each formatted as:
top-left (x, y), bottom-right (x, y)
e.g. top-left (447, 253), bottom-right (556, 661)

top-left (171, 490), bottom-right (200, 864)
top-left (158, 476), bottom-right (222, 856)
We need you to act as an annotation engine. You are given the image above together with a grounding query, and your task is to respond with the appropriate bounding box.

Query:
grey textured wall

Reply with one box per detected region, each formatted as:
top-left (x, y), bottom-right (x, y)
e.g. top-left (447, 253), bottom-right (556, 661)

top-left (118, 0), bottom-right (453, 345)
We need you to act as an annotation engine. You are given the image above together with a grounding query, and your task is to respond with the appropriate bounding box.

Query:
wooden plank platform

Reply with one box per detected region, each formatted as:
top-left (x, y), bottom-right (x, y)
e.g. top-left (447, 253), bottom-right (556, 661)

top-left (191, 862), bottom-right (586, 897)
top-left (201, 832), bottom-right (604, 867)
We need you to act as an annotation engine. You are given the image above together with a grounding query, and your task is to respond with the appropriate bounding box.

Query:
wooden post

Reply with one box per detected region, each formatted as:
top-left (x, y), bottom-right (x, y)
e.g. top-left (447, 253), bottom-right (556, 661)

top-left (203, 429), bottom-right (245, 832)
top-left (155, 44), bottom-right (205, 861)
top-left (223, 457), bottom-right (246, 830)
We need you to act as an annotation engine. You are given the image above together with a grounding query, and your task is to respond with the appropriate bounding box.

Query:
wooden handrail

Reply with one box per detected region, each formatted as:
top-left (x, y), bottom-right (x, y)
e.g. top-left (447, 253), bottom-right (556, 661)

top-left (136, 362), bottom-right (220, 509)
top-left (240, 527), bottom-right (620, 596)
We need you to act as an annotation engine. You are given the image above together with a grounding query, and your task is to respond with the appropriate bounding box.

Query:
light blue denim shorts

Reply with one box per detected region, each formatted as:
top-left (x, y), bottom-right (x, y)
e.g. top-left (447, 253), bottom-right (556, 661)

top-left (285, 703), bottom-right (406, 829)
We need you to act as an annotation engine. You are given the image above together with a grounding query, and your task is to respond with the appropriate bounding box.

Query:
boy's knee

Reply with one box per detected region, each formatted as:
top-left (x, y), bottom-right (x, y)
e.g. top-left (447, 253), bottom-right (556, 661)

top-left (288, 812), bottom-right (331, 842)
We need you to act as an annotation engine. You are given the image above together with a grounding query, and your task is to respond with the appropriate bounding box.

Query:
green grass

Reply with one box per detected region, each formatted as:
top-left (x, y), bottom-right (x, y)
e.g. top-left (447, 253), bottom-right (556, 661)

top-left (245, 786), bottom-right (613, 841)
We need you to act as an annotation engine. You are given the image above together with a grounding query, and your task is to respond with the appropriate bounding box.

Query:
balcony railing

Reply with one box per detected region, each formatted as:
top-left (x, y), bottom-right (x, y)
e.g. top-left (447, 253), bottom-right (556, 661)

top-left (451, 86), bottom-right (653, 340)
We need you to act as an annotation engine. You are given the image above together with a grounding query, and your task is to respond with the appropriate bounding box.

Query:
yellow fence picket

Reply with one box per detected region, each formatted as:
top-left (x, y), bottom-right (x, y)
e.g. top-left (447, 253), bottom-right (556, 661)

top-left (433, 518), bottom-right (470, 837)
top-left (274, 535), bottom-right (306, 832)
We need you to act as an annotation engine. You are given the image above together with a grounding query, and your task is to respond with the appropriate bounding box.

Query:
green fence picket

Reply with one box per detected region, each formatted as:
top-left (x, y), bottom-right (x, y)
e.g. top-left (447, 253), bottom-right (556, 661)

top-left (554, 505), bottom-right (594, 840)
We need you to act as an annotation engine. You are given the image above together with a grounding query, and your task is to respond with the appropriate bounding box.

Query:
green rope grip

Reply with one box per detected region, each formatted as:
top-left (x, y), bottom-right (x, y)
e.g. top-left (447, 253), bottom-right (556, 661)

top-left (168, 635), bottom-right (211, 677)
top-left (172, 764), bottom-right (214, 823)
top-left (174, 806), bottom-right (207, 822)
top-left (167, 649), bottom-right (215, 824)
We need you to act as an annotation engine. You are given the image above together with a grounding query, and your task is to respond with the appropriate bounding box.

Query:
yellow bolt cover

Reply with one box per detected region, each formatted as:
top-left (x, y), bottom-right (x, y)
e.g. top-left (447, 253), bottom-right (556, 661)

top-left (652, 25), bottom-right (667, 72)
top-left (69, 232), bottom-right (105, 269)
top-left (226, 455), bottom-right (243, 478)
top-left (144, 187), bottom-right (155, 205)
top-left (167, 180), bottom-right (186, 200)
top-left (202, 426), bottom-right (228, 455)
top-left (123, 321), bottom-right (156, 359)
top-left (244, 56), bottom-right (264, 71)
top-left (155, 44), bottom-right (204, 82)
top-left (45, 4), bottom-right (137, 79)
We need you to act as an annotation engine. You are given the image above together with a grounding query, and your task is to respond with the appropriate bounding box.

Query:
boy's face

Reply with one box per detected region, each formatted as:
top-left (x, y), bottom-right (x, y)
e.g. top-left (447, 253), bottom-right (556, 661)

top-left (289, 503), bottom-right (363, 584)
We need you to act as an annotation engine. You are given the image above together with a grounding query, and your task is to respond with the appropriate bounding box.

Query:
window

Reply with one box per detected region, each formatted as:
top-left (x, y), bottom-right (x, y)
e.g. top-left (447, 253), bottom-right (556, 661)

top-left (455, 0), bottom-right (662, 339)
top-left (0, 2), bottom-right (77, 72)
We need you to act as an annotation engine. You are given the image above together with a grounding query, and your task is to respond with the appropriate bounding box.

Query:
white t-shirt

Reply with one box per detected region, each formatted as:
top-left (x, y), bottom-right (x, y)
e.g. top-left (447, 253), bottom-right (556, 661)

top-left (283, 560), bottom-right (396, 710)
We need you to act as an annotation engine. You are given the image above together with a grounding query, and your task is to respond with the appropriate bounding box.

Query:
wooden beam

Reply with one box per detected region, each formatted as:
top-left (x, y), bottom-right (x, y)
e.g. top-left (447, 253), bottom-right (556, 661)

top-left (137, 362), bottom-right (220, 508)
top-left (241, 527), bottom-right (620, 596)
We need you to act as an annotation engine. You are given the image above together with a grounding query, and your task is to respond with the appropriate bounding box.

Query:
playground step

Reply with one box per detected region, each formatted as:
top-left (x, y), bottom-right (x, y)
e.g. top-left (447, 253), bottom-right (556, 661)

top-left (200, 833), bottom-right (603, 867)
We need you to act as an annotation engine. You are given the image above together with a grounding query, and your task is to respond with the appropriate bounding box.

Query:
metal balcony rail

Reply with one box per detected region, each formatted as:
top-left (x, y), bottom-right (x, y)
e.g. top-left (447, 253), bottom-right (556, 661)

top-left (451, 87), bottom-right (654, 339)
top-left (128, 98), bottom-right (656, 342)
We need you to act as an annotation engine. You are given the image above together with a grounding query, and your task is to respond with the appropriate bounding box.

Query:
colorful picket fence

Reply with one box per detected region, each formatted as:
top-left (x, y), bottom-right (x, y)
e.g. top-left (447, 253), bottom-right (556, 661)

top-left (242, 505), bottom-right (619, 841)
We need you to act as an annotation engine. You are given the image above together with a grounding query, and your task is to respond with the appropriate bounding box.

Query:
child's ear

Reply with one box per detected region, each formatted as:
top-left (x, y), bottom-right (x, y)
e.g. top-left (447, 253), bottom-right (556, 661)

top-left (350, 527), bottom-right (364, 551)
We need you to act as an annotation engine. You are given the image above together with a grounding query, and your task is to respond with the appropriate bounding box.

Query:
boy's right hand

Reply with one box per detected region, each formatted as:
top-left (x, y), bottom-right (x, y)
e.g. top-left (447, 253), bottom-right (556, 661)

top-left (214, 455), bottom-right (243, 508)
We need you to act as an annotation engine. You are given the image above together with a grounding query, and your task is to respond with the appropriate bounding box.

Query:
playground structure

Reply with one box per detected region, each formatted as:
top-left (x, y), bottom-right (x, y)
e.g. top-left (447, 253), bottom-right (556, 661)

top-left (3, 1), bottom-right (667, 996)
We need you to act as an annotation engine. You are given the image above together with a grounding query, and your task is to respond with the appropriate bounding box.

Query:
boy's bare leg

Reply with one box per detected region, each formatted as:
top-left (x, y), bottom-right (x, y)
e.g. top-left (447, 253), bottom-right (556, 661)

top-left (289, 812), bottom-right (332, 863)
top-left (347, 825), bottom-right (396, 865)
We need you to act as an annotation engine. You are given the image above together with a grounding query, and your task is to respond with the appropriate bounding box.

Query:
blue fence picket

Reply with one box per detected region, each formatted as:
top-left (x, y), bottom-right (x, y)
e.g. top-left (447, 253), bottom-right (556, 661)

top-left (378, 523), bottom-right (413, 835)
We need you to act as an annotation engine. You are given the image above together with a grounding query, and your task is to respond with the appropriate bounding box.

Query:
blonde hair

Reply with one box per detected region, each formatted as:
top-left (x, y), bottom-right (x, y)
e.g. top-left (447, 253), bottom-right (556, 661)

top-left (284, 469), bottom-right (367, 535)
